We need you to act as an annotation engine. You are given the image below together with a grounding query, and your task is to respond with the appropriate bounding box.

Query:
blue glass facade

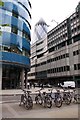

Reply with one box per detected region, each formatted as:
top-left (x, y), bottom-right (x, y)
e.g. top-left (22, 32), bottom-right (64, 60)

top-left (0, 0), bottom-right (31, 89)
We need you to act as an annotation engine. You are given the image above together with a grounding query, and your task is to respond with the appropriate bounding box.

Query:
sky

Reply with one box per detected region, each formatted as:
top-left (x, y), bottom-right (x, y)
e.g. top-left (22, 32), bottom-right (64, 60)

top-left (30, 0), bottom-right (80, 43)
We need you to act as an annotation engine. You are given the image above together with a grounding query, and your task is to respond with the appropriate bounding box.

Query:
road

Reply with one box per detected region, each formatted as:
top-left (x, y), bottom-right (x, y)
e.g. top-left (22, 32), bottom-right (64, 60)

top-left (1, 102), bottom-right (79, 118)
top-left (2, 94), bottom-right (36, 103)
top-left (1, 88), bottom-right (80, 119)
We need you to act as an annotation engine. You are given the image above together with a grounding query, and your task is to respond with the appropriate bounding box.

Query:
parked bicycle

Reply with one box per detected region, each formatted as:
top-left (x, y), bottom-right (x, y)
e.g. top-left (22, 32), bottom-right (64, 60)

top-left (19, 89), bottom-right (33, 110)
top-left (72, 89), bottom-right (80, 104)
top-left (35, 88), bottom-right (52, 108)
top-left (62, 89), bottom-right (72, 105)
top-left (48, 89), bottom-right (62, 108)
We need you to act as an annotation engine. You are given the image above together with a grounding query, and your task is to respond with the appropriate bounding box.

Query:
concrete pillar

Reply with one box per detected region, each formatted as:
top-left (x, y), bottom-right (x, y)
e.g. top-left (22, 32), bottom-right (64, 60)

top-left (0, 65), bottom-right (2, 120)
top-left (25, 70), bottom-right (28, 89)
top-left (21, 68), bottom-right (24, 90)
top-left (0, 65), bottom-right (2, 90)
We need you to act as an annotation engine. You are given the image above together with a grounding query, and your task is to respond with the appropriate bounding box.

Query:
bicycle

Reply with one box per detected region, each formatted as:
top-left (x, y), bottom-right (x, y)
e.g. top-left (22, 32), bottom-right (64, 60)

top-left (35, 88), bottom-right (43, 105)
top-left (19, 89), bottom-right (33, 110)
top-left (48, 88), bottom-right (62, 108)
top-left (35, 88), bottom-right (52, 108)
top-left (72, 89), bottom-right (80, 104)
top-left (62, 89), bottom-right (72, 105)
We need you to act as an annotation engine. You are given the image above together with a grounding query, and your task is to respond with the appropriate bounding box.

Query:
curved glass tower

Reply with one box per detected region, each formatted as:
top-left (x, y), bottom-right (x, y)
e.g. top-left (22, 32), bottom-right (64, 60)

top-left (34, 18), bottom-right (48, 41)
top-left (0, 0), bottom-right (31, 89)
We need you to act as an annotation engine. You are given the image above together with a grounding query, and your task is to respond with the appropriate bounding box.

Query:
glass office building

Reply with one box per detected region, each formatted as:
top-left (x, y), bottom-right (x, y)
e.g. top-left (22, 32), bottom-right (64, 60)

top-left (0, 0), bottom-right (31, 89)
top-left (34, 18), bottom-right (48, 41)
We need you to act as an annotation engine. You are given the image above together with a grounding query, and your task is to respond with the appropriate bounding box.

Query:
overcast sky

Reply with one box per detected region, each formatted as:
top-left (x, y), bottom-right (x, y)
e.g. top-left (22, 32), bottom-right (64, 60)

top-left (30, 0), bottom-right (80, 42)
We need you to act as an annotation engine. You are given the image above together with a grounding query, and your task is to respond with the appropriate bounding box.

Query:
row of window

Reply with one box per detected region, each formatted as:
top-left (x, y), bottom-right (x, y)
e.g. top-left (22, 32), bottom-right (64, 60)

top-left (18, 2), bottom-right (31, 18)
top-left (12, 9), bottom-right (31, 29)
top-left (71, 25), bottom-right (80, 34)
top-left (0, 24), bottom-right (31, 41)
top-left (2, 7), bottom-right (31, 30)
top-left (47, 53), bottom-right (69, 63)
top-left (31, 53), bottom-right (69, 68)
top-left (48, 27), bottom-right (80, 49)
top-left (48, 22), bottom-right (67, 39)
top-left (28, 71), bottom-right (47, 77)
top-left (11, 25), bottom-right (30, 40)
top-left (36, 41), bottom-right (43, 46)
top-left (36, 61), bottom-right (46, 67)
top-left (29, 63), bottom-right (80, 76)
top-left (0, 46), bottom-right (30, 57)
top-left (48, 33), bottom-right (67, 47)
top-left (48, 12), bottom-right (79, 40)
top-left (28, 72), bottom-right (35, 76)
top-left (74, 63), bottom-right (80, 70)
top-left (36, 48), bottom-right (43, 53)
top-left (48, 35), bottom-right (80, 53)
top-left (73, 34), bottom-right (80, 43)
top-left (47, 66), bottom-right (70, 73)
top-left (70, 13), bottom-right (79, 23)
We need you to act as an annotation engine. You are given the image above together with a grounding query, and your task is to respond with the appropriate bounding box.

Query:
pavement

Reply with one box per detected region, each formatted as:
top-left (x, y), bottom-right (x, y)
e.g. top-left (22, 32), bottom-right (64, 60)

top-left (2, 102), bottom-right (78, 118)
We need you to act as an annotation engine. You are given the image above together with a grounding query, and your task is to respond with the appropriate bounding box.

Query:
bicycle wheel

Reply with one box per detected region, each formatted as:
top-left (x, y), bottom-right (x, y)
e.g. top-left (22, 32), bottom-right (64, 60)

top-left (65, 97), bottom-right (71, 105)
top-left (35, 96), bottom-right (39, 104)
top-left (28, 96), bottom-right (33, 109)
top-left (25, 100), bottom-right (33, 110)
top-left (45, 97), bottom-right (52, 108)
top-left (25, 100), bottom-right (30, 110)
top-left (55, 97), bottom-right (62, 108)
top-left (35, 95), bottom-right (43, 105)
top-left (74, 94), bottom-right (80, 103)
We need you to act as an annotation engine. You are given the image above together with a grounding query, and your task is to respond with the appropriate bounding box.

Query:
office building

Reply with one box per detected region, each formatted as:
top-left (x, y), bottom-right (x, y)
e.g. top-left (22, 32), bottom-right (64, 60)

top-left (0, 0), bottom-right (31, 89)
top-left (28, 2), bottom-right (80, 86)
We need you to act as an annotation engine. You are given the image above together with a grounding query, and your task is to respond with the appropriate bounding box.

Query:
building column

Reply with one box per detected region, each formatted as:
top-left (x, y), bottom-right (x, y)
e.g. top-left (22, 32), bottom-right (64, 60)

top-left (21, 68), bottom-right (24, 90)
top-left (0, 65), bottom-right (2, 90)
top-left (25, 70), bottom-right (28, 89)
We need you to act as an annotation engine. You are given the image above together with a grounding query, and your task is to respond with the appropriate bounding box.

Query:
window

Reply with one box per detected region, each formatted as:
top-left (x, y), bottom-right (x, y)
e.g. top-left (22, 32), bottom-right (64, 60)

top-left (22, 30), bottom-right (30, 40)
top-left (12, 10), bottom-right (18, 18)
top-left (66, 53), bottom-right (69, 57)
top-left (11, 26), bottom-right (18, 34)
top-left (61, 67), bottom-right (63, 72)
top-left (47, 59), bottom-right (50, 63)
top-left (4, 46), bottom-right (10, 52)
top-left (73, 34), bottom-right (80, 42)
top-left (64, 66), bottom-right (66, 71)
top-left (66, 66), bottom-right (70, 71)
top-left (67, 39), bottom-right (72, 45)
top-left (78, 64), bottom-right (80, 70)
top-left (0, 1), bottom-right (4, 6)
top-left (63, 54), bottom-right (66, 58)
top-left (73, 50), bottom-right (79, 56)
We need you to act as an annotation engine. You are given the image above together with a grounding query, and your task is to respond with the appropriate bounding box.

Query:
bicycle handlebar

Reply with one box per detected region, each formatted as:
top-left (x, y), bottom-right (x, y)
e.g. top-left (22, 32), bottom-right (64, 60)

top-left (35, 88), bottom-right (44, 92)
top-left (22, 89), bottom-right (31, 93)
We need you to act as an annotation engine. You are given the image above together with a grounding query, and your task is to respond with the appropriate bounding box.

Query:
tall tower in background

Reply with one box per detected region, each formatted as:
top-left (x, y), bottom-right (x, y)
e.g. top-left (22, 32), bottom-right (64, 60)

top-left (34, 18), bottom-right (48, 41)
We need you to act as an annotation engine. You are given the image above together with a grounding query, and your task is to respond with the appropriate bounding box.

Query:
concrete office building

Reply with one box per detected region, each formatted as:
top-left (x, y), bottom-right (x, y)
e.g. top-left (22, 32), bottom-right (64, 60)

top-left (0, 0), bottom-right (31, 89)
top-left (28, 3), bottom-right (80, 86)
top-left (28, 19), bottom-right (48, 83)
